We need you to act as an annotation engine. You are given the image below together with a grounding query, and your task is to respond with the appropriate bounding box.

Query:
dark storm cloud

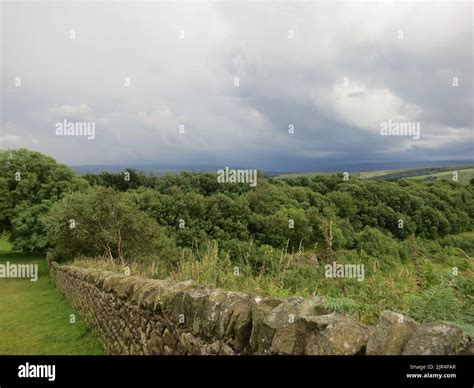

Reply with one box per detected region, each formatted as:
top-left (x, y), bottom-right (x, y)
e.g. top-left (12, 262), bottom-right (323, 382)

top-left (1, 1), bottom-right (472, 169)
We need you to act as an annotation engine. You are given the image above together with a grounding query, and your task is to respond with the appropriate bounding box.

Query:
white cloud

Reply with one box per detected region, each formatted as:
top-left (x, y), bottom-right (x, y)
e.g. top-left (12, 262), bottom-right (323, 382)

top-left (314, 82), bottom-right (421, 133)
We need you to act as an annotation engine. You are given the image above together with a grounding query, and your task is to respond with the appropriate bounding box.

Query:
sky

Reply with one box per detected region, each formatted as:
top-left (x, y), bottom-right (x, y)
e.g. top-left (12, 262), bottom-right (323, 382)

top-left (1, 1), bottom-right (473, 171)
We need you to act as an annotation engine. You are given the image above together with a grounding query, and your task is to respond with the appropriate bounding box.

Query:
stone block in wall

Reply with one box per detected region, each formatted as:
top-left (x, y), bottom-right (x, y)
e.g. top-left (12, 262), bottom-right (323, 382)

top-left (259, 297), bottom-right (304, 355)
top-left (137, 279), bottom-right (174, 311)
top-left (304, 313), bottom-right (369, 355)
top-left (147, 329), bottom-right (164, 355)
top-left (170, 287), bottom-right (211, 332)
top-left (179, 332), bottom-right (207, 355)
top-left (191, 289), bottom-right (229, 340)
top-left (257, 296), bottom-right (330, 355)
top-left (162, 328), bottom-right (178, 351)
top-left (109, 276), bottom-right (143, 299)
top-left (94, 270), bottom-right (123, 288)
top-left (218, 291), bottom-right (252, 352)
top-left (249, 296), bottom-right (283, 353)
top-left (78, 268), bottom-right (95, 281)
top-left (402, 321), bottom-right (470, 355)
top-left (297, 296), bottom-right (330, 316)
top-left (457, 341), bottom-right (474, 355)
top-left (130, 279), bottom-right (172, 311)
top-left (84, 269), bottom-right (102, 284)
top-left (101, 272), bottom-right (128, 293)
top-left (157, 280), bottom-right (196, 313)
top-left (366, 311), bottom-right (418, 355)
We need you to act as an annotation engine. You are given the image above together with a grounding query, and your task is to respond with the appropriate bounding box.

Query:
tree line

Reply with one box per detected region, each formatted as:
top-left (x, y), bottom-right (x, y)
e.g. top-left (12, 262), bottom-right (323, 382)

top-left (1, 149), bottom-right (473, 267)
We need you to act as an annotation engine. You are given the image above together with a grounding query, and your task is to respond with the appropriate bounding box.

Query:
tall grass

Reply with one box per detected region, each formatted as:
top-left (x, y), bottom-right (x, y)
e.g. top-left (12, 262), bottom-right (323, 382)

top-left (72, 237), bottom-right (473, 326)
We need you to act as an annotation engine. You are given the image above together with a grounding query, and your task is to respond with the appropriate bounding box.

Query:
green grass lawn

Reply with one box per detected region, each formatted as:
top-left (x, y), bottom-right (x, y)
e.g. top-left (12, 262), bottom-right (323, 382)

top-left (0, 236), bottom-right (103, 355)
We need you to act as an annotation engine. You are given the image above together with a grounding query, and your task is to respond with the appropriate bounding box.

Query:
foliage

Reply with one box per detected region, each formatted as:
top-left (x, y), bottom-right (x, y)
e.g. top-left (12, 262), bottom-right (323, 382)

top-left (408, 276), bottom-right (462, 322)
top-left (67, 164), bottom-right (474, 254)
top-left (44, 187), bottom-right (161, 264)
top-left (0, 149), bottom-right (88, 251)
top-left (2, 150), bottom-right (473, 330)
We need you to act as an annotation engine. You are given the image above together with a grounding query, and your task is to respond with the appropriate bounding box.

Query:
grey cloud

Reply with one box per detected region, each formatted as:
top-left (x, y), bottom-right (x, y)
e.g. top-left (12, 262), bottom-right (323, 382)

top-left (1, 1), bottom-right (472, 169)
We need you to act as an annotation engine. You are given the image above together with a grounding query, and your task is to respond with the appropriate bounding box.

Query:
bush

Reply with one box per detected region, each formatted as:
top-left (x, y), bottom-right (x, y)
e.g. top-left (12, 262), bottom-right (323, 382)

top-left (356, 227), bottom-right (401, 267)
top-left (440, 234), bottom-right (474, 256)
top-left (44, 187), bottom-right (160, 264)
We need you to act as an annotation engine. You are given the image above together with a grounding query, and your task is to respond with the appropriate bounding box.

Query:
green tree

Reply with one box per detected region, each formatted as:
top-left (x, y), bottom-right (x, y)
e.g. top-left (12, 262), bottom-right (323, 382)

top-left (44, 187), bottom-right (160, 264)
top-left (0, 149), bottom-right (87, 250)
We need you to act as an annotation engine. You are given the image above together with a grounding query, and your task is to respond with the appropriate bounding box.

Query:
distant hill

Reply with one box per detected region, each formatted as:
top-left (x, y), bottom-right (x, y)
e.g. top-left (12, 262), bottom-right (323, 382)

top-left (71, 159), bottom-right (474, 177)
top-left (70, 164), bottom-right (222, 176)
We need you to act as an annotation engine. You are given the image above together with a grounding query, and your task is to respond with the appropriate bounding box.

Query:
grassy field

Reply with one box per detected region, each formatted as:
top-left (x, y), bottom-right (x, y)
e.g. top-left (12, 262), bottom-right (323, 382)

top-left (276, 165), bottom-right (474, 181)
top-left (359, 168), bottom-right (415, 179)
top-left (407, 168), bottom-right (474, 182)
top-left (0, 236), bottom-right (103, 355)
top-left (275, 168), bottom-right (416, 180)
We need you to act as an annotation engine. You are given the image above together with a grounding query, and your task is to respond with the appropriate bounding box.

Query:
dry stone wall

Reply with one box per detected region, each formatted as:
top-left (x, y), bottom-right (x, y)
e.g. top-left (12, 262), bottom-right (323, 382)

top-left (49, 262), bottom-right (473, 355)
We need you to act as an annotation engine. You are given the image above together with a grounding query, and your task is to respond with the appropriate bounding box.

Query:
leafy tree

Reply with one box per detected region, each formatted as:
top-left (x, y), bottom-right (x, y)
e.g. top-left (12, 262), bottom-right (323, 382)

top-left (326, 191), bottom-right (358, 222)
top-left (84, 168), bottom-right (157, 191)
top-left (0, 149), bottom-right (87, 250)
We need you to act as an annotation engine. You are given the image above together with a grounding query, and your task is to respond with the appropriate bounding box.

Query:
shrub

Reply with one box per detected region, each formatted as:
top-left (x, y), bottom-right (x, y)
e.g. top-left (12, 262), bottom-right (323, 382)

top-left (356, 226), bottom-right (401, 267)
top-left (440, 234), bottom-right (474, 256)
top-left (44, 187), bottom-right (160, 264)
